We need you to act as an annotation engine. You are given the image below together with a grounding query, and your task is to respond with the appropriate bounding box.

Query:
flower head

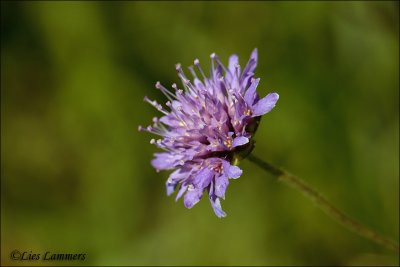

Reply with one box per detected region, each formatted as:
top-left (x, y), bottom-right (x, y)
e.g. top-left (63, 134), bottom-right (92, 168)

top-left (139, 48), bottom-right (279, 217)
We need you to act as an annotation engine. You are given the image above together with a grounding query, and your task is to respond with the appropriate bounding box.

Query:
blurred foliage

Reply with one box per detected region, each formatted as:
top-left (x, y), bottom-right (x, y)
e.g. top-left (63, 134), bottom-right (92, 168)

top-left (1, 1), bottom-right (399, 266)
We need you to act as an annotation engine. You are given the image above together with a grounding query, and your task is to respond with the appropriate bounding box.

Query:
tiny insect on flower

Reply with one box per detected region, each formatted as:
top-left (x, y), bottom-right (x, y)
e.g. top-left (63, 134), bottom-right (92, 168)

top-left (139, 48), bottom-right (279, 217)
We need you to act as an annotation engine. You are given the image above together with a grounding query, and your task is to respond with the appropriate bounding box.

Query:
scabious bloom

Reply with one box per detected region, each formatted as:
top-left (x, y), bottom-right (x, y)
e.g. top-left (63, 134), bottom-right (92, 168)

top-left (139, 48), bottom-right (279, 217)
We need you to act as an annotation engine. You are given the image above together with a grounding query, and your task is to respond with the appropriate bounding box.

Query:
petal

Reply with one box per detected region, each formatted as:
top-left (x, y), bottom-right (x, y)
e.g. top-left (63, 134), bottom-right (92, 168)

top-left (228, 166), bottom-right (243, 179)
top-left (228, 54), bottom-right (239, 74)
top-left (214, 174), bottom-right (229, 199)
top-left (241, 48), bottom-right (258, 79)
top-left (184, 187), bottom-right (203, 209)
top-left (175, 184), bottom-right (188, 201)
top-left (193, 78), bottom-right (205, 90)
top-left (168, 168), bottom-right (189, 181)
top-left (227, 54), bottom-right (240, 89)
top-left (209, 195), bottom-right (227, 218)
top-left (171, 100), bottom-right (182, 110)
top-left (222, 160), bottom-right (243, 179)
top-left (251, 92), bottom-right (279, 117)
top-left (166, 169), bottom-right (191, 196)
top-left (250, 47), bottom-right (258, 65)
top-left (232, 136), bottom-right (249, 148)
top-left (209, 179), bottom-right (214, 195)
top-left (192, 167), bottom-right (214, 189)
top-left (244, 78), bottom-right (260, 106)
top-left (240, 73), bottom-right (253, 91)
top-left (159, 115), bottom-right (179, 127)
top-left (166, 180), bottom-right (177, 196)
top-left (151, 153), bottom-right (181, 170)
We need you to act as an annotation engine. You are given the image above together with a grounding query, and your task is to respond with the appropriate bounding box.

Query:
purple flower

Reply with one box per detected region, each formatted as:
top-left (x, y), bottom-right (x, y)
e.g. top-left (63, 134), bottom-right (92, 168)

top-left (139, 48), bottom-right (279, 217)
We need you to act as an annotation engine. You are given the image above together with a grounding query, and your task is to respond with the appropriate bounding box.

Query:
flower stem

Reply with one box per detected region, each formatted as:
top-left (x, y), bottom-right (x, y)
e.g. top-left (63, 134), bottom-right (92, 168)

top-left (247, 153), bottom-right (399, 253)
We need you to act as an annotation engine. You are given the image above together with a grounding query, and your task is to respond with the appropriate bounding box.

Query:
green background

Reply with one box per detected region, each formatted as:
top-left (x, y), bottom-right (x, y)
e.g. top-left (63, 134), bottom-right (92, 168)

top-left (1, 1), bottom-right (399, 266)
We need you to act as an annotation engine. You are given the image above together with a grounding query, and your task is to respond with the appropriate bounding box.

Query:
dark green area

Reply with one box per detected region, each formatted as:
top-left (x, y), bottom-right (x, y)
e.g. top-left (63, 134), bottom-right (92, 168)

top-left (1, 1), bottom-right (398, 266)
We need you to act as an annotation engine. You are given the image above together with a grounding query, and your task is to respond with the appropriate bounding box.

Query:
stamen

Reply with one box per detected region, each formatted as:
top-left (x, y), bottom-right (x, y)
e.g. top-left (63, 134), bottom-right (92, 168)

top-left (194, 59), bottom-right (208, 83)
top-left (158, 122), bottom-right (168, 131)
top-left (188, 65), bottom-right (198, 79)
top-left (194, 59), bottom-right (203, 74)
top-left (177, 72), bottom-right (197, 97)
top-left (155, 104), bottom-right (169, 115)
top-left (143, 96), bottom-right (157, 106)
top-left (141, 125), bottom-right (168, 137)
top-left (177, 64), bottom-right (198, 95)
top-left (185, 80), bottom-right (198, 96)
top-left (171, 83), bottom-right (184, 100)
top-left (155, 81), bottom-right (175, 101)
top-left (210, 53), bottom-right (216, 78)
top-left (144, 96), bottom-right (170, 115)
top-left (176, 64), bottom-right (189, 86)
top-left (154, 138), bottom-right (175, 152)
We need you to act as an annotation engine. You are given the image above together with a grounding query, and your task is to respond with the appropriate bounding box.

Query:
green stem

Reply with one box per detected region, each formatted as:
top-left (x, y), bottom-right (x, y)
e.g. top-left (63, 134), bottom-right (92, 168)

top-left (247, 153), bottom-right (399, 253)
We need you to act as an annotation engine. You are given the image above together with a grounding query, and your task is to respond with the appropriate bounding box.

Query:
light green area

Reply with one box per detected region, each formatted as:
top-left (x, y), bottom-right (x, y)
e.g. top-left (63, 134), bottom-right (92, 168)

top-left (1, 1), bottom-right (398, 266)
